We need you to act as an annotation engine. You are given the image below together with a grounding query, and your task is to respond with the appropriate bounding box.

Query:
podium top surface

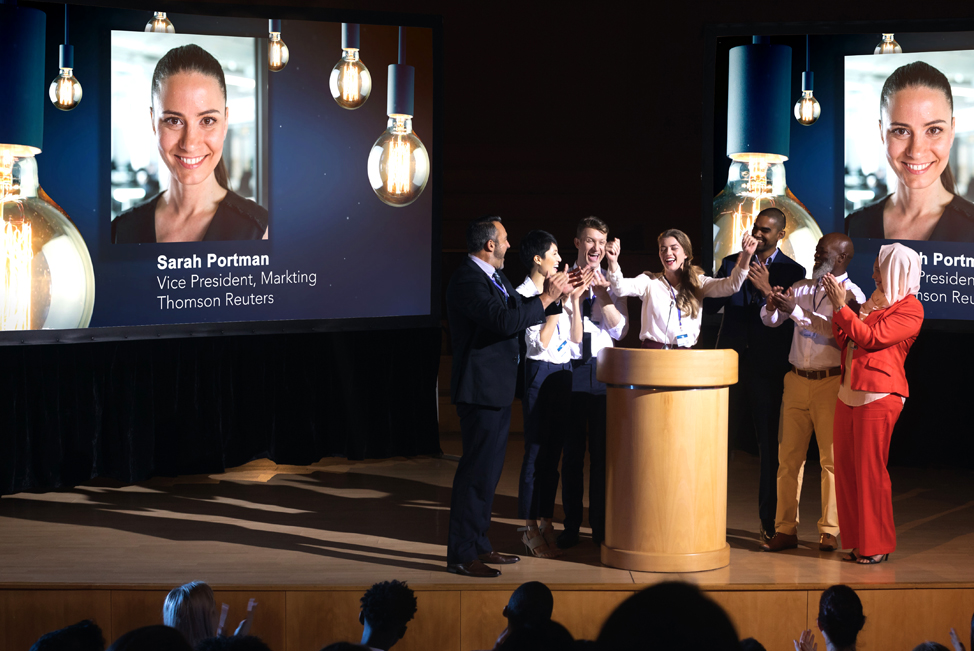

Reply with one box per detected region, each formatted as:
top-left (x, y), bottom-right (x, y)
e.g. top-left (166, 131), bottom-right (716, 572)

top-left (596, 348), bottom-right (738, 387)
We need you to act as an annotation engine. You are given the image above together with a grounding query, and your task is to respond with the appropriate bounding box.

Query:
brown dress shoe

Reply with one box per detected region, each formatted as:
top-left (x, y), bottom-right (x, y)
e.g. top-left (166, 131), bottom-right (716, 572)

top-left (478, 551), bottom-right (521, 565)
top-left (447, 560), bottom-right (501, 577)
top-left (819, 533), bottom-right (838, 552)
top-left (761, 532), bottom-right (798, 552)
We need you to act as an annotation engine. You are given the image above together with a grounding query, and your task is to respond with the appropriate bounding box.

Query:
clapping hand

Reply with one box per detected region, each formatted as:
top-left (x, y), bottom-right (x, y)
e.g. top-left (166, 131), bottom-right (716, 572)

top-left (771, 286), bottom-right (797, 314)
top-left (736, 233), bottom-right (759, 268)
top-left (543, 265), bottom-right (574, 302)
top-left (794, 629), bottom-right (818, 651)
top-left (822, 274), bottom-right (847, 311)
top-left (748, 260), bottom-right (772, 298)
top-left (569, 266), bottom-right (596, 302)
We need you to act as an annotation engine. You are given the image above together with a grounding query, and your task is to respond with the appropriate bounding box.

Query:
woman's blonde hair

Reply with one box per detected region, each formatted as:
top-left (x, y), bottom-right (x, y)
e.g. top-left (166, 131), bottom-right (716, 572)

top-left (163, 581), bottom-right (217, 646)
top-left (651, 229), bottom-right (705, 319)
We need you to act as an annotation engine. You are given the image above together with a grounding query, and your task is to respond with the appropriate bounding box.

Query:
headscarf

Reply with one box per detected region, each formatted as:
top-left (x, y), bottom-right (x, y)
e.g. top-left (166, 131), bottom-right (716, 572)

top-left (858, 242), bottom-right (922, 320)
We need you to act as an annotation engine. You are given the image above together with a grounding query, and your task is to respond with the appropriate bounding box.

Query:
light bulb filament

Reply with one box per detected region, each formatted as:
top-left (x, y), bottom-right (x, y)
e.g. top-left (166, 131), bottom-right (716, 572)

top-left (56, 72), bottom-right (74, 108)
top-left (387, 136), bottom-right (412, 195)
top-left (342, 62), bottom-right (360, 102)
top-left (2, 218), bottom-right (32, 331)
top-left (800, 98), bottom-right (815, 122)
top-left (744, 160), bottom-right (772, 197)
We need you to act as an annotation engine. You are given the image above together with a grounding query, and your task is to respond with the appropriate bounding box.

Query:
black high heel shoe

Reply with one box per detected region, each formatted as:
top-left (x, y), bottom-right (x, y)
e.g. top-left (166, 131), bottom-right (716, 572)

top-left (856, 553), bottom-right (890, 565)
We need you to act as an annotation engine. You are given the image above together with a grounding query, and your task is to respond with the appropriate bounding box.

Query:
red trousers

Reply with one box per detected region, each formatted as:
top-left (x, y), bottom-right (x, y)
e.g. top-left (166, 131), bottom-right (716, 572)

top-left (833, 395), bottom-right (903, 556)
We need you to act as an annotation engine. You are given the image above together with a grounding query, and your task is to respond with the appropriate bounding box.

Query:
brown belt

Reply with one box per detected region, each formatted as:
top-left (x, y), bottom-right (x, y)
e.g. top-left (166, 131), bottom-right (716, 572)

top-left (792, 366), bottom-right (841, 380)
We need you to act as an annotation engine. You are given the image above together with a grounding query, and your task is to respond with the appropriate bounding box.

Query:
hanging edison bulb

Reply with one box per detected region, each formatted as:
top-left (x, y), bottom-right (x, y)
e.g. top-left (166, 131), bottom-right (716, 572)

top-left (0, 147), bottom-right (96, 331)
top-left (715, 38), bottom-right (822, 276)
top-left (794, 71), bottom-right (819, 126)
top-left (368, 116), bottom-right (430, 206)
top-left (145, 12), bottom-right (174, 34)
top-left (367, 41), bottom-right (429, 208)
top-left (330, 24), bottom-right (372, 109)
top-left (874, 33), bottom-right (902, 54)
top-left (713, 155), bottom-right (823, 276)
top-left (268, 20), bottom-right (289, 72)
top-left (794, 91), bottom-right (821, 125)
top-left (49, 46), bottom-right (82, 111)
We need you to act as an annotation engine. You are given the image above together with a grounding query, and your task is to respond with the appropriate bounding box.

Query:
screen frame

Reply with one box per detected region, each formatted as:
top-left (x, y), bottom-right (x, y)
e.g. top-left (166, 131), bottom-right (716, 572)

top-left (701, 19), bottom-right (974, 331)
top-left (7, 1), bottom-right (444, 346)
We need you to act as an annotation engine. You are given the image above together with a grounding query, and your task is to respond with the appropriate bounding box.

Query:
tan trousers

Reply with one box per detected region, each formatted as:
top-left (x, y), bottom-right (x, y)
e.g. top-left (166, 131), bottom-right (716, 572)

top-left (774, 371), bottom-right (840, 536)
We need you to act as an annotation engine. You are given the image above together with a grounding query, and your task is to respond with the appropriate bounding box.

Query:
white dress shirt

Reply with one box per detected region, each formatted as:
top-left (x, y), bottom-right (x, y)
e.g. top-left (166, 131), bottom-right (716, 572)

top-left (760, 272), bottom-right (866, 371)
top-left (468, 253), bottom-right (498, 278)
top-left (567, 266), bottom-right (628, 360)
top-left (607, 265), bottom-right (747, 346)
top-left (516, 276), bottom-right (574, 364)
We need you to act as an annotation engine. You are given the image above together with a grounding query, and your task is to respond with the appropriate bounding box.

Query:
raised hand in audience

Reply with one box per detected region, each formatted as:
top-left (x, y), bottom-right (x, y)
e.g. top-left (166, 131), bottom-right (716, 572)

top-left (234, 598), bottom-right (258, 637)
top-left (950, 626), bottom-right (967, 651)
top-left (794, 628), bottom-right (817, 651)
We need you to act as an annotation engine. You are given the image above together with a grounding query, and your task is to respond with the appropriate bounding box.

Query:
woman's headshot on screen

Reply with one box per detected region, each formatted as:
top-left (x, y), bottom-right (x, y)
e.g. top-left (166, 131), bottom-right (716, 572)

top-left (112, 44), bottom-right (268, 244)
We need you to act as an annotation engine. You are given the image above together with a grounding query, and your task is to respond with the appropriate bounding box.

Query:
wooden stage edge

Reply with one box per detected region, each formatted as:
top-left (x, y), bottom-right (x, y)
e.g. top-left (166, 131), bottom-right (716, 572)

top-left (3, 581), bottom-right (974, 651)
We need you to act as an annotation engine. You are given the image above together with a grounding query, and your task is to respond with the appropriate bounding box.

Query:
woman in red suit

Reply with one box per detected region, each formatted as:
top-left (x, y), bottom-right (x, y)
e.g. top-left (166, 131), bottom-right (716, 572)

top-left (822, 242), bottom-right (923, 565)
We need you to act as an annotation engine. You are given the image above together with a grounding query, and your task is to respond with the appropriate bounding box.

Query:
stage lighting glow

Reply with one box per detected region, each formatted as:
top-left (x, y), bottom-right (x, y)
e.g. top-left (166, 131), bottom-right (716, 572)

top-left (0, 147), bottom-right (95, 331)
top-left (145, 12), bottom-right (174, 34)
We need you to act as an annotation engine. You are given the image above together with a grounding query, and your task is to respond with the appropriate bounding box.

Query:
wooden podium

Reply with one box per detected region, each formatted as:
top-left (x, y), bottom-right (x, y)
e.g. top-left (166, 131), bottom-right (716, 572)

top-left (596, 347), bottom-right (738, 573)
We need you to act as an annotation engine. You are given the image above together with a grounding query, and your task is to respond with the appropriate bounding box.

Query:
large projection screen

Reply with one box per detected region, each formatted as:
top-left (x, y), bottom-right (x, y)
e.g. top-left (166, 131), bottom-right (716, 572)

top-left (3, 5), bottom-right (440, 344)
top-left (705, 27), bottom-right (974, 323)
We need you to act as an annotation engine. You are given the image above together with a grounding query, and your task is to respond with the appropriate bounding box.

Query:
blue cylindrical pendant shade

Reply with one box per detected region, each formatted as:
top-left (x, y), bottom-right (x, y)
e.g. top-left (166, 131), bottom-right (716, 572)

top-left (0, 4), bottom-right (46, 151)
top-left (726, 42), bottom-right (792, 159)
top-left (342, 23), bottom-right (360, 50)
top-left (387, 64), bottom-right (415, 117)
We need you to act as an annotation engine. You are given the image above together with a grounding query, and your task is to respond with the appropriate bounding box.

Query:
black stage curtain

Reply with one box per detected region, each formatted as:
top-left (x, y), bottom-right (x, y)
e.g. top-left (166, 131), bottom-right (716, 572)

top-left (0, 328), bottom-right (442, 495)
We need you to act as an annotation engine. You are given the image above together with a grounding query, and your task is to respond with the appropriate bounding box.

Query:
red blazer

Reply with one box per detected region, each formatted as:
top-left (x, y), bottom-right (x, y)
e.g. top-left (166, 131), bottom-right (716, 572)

top-left (831, 295), bottom-right (923, 397)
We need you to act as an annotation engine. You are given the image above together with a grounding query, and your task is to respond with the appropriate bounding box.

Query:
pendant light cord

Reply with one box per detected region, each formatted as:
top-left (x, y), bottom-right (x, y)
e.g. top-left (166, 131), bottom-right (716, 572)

top-left (398, 26), bottom-right (405, 65)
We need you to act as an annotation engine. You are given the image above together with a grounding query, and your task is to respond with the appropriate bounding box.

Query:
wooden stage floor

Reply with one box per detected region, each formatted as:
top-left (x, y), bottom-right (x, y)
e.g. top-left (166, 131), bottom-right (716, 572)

top-left (2, 433), bottom-right (973, 650)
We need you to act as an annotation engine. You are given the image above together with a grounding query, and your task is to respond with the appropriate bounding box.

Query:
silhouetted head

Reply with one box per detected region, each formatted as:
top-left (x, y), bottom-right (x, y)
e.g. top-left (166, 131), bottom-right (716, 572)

top-left (162, 581), bottom-right (217, 647)
top-left (196, 636), bottom-right (272, 651)
top-left (359, 580), bottom-right (417, 650)
top-left (30, 620), bottom-right (105, 651)
top-left (500, 620), bottom-right (574, 651)
top-left (817, 585), bottom-right (865, 649)
top-left (106, 626), bottom-right (192, 651)
top-left (503, 582), bottom-right (554, 632)
top-left (597, 582), bottom-right (738, 651)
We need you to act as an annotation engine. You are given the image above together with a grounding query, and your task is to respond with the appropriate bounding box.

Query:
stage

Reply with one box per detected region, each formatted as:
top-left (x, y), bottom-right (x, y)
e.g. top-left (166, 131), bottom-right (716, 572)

top-left (1, 432), bottom-right (973, 651)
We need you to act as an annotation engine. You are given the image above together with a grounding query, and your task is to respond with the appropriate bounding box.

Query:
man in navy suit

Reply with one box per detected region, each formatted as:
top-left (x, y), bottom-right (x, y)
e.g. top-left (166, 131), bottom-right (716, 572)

top-left (703, 207), bottom-right (806, 542)
top-left (445, 215), bottom-right (573, 577)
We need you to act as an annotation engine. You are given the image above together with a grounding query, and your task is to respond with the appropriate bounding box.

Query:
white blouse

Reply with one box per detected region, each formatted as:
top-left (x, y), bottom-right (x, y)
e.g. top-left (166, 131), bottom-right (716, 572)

top-left (516, 276), bottom-right (574, 364)
top-left (607, 265), bottom-right (747, 346)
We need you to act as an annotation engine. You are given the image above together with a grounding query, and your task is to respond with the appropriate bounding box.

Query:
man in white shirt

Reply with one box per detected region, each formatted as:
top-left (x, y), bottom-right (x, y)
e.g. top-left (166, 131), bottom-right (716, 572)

top-left (759, 233), bottom-right (866, 553)
top-left (559, 216), bottom-right (628, 549)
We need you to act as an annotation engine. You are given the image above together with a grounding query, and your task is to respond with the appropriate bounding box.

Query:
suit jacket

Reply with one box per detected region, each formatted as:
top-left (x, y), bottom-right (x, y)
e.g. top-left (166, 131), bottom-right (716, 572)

top-left (447, 257), bottom-right (546, 408)
top-left (704, 251), bottom-right (806, 373)
top-left (832, 295), bottom-right (923, 397)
